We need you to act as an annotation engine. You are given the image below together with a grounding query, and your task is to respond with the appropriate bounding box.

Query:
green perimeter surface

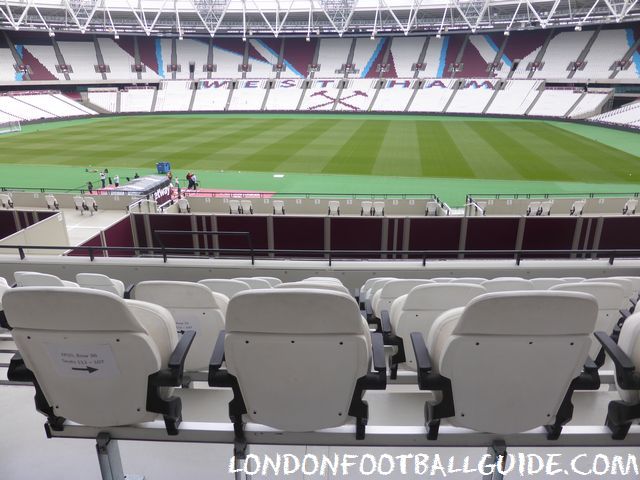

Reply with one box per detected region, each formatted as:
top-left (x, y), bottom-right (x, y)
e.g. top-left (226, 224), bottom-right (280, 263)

top-left (1, 113), bottom-right (639, 206)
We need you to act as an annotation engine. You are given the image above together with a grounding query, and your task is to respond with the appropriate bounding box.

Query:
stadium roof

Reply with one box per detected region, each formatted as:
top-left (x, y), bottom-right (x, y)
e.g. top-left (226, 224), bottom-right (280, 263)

top-left (0, 0), bottom-right (639, 37)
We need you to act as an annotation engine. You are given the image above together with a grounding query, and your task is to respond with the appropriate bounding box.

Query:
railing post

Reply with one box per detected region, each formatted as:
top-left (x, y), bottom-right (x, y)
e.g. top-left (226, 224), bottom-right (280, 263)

top-left (89, 247), bottom-right (94, 261)
top-left (18, 247), bottom-right (25, 260)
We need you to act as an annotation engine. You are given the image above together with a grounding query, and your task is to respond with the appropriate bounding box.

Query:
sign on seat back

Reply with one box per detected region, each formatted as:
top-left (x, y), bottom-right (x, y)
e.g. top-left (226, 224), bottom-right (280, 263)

top-left (224, 289), bottom-right (370, 432)
top-left (4, 288), bottom-right (178, 427)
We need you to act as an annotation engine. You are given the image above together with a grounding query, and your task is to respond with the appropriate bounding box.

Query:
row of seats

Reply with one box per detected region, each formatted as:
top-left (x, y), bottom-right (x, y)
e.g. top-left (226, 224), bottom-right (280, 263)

top-left (4, 283), bottom-right (640, 452)
top-left (224, 199), bottom-right (415, 216)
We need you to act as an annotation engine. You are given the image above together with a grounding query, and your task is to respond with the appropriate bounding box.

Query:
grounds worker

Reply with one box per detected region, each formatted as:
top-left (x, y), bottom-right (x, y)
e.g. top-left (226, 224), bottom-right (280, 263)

top-left (99, 171), bottom-right (106, 188)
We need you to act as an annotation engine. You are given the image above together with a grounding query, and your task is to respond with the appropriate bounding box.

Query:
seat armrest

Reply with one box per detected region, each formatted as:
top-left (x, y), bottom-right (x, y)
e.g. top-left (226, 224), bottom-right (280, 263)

top-left (380, 310), bottom-right (392, 335)
top-left (124, 283), bottom-right (135, 299)
top-left (364, 299), bottom-right (373, 318)
top-left (168, 331), bottom-right (196, 372)
top-left (209, 330), bottom-right (225, 372)
top-left (354, 288), bottom-right (360, 302)
top-left (631, 298), bottom-right (637, 308)
top-left (410, 332), bottom-right (433, 374)
top-left (595, 331), bottom-right (640, 390)
top-left (370, 332), bottom-right (386, 373)
top-left (572, 356), bottom-right (601, 391)
top-left (620, 309), bottom-right (631, 321)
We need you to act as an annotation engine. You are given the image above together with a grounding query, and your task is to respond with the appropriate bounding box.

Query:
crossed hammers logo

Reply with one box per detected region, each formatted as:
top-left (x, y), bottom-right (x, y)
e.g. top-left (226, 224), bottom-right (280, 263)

top-left (309, 90), bottom-right (368, 111)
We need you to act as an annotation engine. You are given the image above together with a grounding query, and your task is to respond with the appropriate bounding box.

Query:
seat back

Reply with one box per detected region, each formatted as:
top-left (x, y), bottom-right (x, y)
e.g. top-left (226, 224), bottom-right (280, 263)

top-left (224, 289), bottom-right (370, 431)
top-left (623, 199), bottom-right (638, 215)
top-left (361, 201), bottom-right (372, 216)
top-left (15, 271), bottom-right (66, 288)
top-left (482, 277), bottom-right (534, 292)
top-left (551, 282), bottom-right (625, 357)
top-left (373, 201), bottom-right (385, 216)
top-left (84, 197), bottom-right (96, 209)
top-left (256, 276), bottom-right (282, 287)
top-left (526, 201), bottom-right (540, 216)
top-left (0, 276), bottom-right (9, 311)
top-left (584, 277), bottom-right (634, 307)
top-left (426, 201), bottom-right (438, 216)
top-left (177, 198), bottom-right (190, 213)
top-left (198, 279), bottom-right (250, 298)
top-left (304, 276), bottom-right (343, 284)
top-left (450, 277), bottom-right (486, 284)
top-left (616, 313), bottom-right (640, 403)
top-left (372, 279), bottom-right (434, 317)
top-left (363, 277), bottom-right (396, 303)
top-left (328, 201), bottom-right (340, 215)
top-left (45, 194), bottom-right (57, 207)
top-left (76, 273), bottom-right (125, 297)
top-left (530, 278), bottom-right (566, 289)
top-left (135, 281), bottom-right (226, 371)
top-left (272, 200), bottom-right (284, 215)
top-left (275, 281), bottom-right (350, 294)
top-left (240, 200), bottom-right (253, 214)
top-left (570, 200), bottom-right (585, 216)
top-left (229, 199), bottom-right (241, 214)
top-left (4, 288), bottom-right (178, 427)
top-left (73, 196), bottom-right (84, 209)
top-left (562, 277), bottom-right (585, 283)
top-left (233, 277), bottom-right (272, 289)
top-left (0, 193), bottom-right (12, 208)
top-left (431, 277), bottom-right (454, 283)
top-left (392, 283), bottom-right (486, 370)
top-left (429, 291), bottom-right (597, 434)
top-left (539, 200), bottom-right (553, 215)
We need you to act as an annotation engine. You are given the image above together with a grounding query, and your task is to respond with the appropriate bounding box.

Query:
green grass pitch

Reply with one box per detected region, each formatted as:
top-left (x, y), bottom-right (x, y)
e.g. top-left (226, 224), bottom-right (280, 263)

top-left (0, 113), bottom-right (638, 205)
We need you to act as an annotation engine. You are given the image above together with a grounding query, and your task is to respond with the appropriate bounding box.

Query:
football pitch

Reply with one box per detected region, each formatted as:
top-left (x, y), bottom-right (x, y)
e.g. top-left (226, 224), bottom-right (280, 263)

top-left (0, 113), bottom-right (639, 206)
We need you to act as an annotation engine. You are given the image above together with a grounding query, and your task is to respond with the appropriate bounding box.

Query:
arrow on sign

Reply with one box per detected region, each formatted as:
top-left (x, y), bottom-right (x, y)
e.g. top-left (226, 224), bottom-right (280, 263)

top-left (71, 366), bottom-right (98, 373)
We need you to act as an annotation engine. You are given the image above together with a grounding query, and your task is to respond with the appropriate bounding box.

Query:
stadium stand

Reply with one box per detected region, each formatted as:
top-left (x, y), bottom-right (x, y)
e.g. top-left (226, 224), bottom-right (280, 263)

top-left (153, 80), bottom-right (192, 112)
top-left (192, 80), bottom-right (231, 111)
top-left (370, 79), bottom-right (414, 111)
top-left (388, 36), bottom-right (423, 77)
top-left (315, 38), bottom-right (351, 78)
top-left (333, 79), bottom-right (376, 111)
top-left (263, 79), bottom-right (304, 110)
top-left (485, 79), bottom-right (542, 115)
top-left (87, 88), bottom-right (117, 112)
top-left (590, 100), bottom-right (640, 128)
top-left (96, 37), bottom-right (137, 81)
top-left (57, 39), bottom-right (102, 81)
top-left (533, 30), bottom-right (592, 79)
top-left (227, 81), bottom-right (268, 110)
top-left (119, 87), bottom-right (155, 113)
top-left (526, 87), bottom-right (584, 117)
top-left (446, 79), bottom-right (497, 114)
top-left (407, 79), bottom-right (457, 112)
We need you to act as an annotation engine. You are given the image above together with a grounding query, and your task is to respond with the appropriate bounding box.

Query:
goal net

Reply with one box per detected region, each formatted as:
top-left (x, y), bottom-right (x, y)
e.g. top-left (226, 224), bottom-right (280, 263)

top-left (0, 120), bottom-right (21, 135)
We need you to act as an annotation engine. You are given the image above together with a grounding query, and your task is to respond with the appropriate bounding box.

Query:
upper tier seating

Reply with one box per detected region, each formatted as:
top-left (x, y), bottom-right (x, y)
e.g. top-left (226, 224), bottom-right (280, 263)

top-left (58, 41), bottom-right (102, 81)
top-left (5, 287), bottom-right (194, 434)
top-left (315, 39), bottom-right (350, 78)
top-left (533, 30), bottom-right (591, 79)
top-left (575, 29), bottom-right (630, 79)
top-left (208, 288), bottom-right (386, 449)
top-left (75, 273), bottom-right (126, 297)
top-left (390, 36), bottom-right (424, 77)
top-left (412, 291), bottom-right (599, 438)
top-left (133, 281), bottom-right (227, 372)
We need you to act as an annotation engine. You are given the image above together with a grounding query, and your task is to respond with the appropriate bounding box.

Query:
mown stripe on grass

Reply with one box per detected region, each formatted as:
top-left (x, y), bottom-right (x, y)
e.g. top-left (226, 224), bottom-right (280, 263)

top-left (415, 120), bottom-right (475, 178)
top-left (321, 120), bottom-right (389, 175)
top-left (372, 120), bottom-right (422, 177)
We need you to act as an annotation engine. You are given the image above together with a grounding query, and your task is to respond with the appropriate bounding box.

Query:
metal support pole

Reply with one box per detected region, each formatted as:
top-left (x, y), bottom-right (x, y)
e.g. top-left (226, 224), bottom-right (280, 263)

top-left (95, 432), bottom-right (144, 480)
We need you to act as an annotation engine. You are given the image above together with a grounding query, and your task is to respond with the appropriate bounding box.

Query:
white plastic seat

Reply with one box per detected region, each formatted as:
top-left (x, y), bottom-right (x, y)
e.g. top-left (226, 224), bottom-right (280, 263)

top-left (14, 271), bottom-right (78, 288)
top-left (623, 199), bottom-right (638, 215)
top-left (198, 279), bottom-right (251, 298)
top-left (208, 288), bottom-right (385, 446)
top-left (361, 277), bottom-right (396, 310)
top-left (328, 201), bottom-right (340, 216)
top-left (425, 201), bottom-right (438, 216)
top-left (84, 196), bottom-right (98, 214)
top-left (275, 281), bottom-right (350, 294)
top-left (73, 195), bottom-right (86, 214)
top-left (385, 283), bottom-right (486, 373)
top-left (562, 277), bottom-right (585, 283)
top-left (526, 201), bottom-right (541, 216)
top-left (414, 291), bottom-right (598, 439)
top-left (360, 201), bottom-right (372, 216)
top-left (4, 287), bottom-right (193, 433)
top-left (240, 200), bottom-right (253, 215)
top-left (372, 201), bottom-right (385, 216)
top-left (272, 200), bottom-right (285, 215)
top-left (538, 200), bottom-right (553, 216)
top-left (228, 199), bottom-right (241, 214)
top-left (449, 277), bottom-right (487, 284)
top-left (233, 277), bottom-right (272, 289)
top-left (584, 277), bottom-right (634, 308)
top-left (177, 198), bottom-right (190, 213)
top-left (255, 276), bottom-right (282, 287)
top-left (134, 281), bottom-right (227, 371)
top-left (482, 277), bottom-right (534, 292)
top-left (431, 277), bottom-right (454, 282)
top-left (45, 194), bottom-right (59, 210)
top-left (551, 282), bottom-right (626, 358)
top-left (570, 200), bottom-right (586, 216)
top-left (0, 193), bottom-right (13, 209)
top-left (530, 278), bottom-right (567, 289)
top-left (76, 273), bottom-right (125, 297)
top-left (371, 279), bottom-right (434, 318)
top-left (304, 276), bottom-right (343, 284)
top-left (0, 276), bottom-right (10, 329)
